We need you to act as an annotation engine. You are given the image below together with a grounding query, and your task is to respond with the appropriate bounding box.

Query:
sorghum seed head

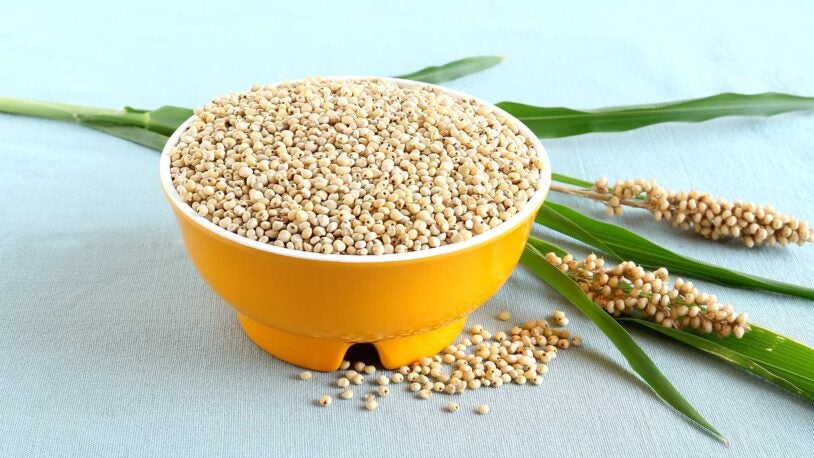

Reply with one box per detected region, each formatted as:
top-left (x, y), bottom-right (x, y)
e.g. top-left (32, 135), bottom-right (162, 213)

top-left (590, 178), bottom-right (812, 247)
top-left (544, 251), bottom-right (750, 339)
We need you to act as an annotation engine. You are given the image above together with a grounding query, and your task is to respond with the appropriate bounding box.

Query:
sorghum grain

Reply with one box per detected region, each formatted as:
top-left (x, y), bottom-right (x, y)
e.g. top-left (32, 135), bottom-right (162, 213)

top-left (170, 78), bottom-right (544, 255)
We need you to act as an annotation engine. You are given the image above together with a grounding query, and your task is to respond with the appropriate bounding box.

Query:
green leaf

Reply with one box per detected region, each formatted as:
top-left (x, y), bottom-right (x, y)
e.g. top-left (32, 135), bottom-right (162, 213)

top-left (526, 237), bottom-right (567, 257)
top-left (132, 105), bottom-right (193, 132)
top-left (620, 318), bottom-right (814, 404)
top-left (395, 56), bottom-right (504, 84)
top-left (551, 172), bottom-right (594, 189)
top-left (77, 105), bottom-right (193, 136)
top-left (498, 92), bottom-right (814, 138)
top-left (0, 97), bottom-right (122, 123)
top-left (536, 202), bottom-right (618, 256)
top-left (536, 201), bottom-right (814, 300)
top-left (695, 323), bottom-right (814, 383)
top-left (81, 123), bottom-right (170, 150)
top-left (0, 97), bottom-right (191, 139)
top-left (520, 242), bottom-right (726, 443)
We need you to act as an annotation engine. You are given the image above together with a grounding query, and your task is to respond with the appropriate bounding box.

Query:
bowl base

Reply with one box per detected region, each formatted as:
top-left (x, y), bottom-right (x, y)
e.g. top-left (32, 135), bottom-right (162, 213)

top-left (237, 313), bottom-right (466, 371)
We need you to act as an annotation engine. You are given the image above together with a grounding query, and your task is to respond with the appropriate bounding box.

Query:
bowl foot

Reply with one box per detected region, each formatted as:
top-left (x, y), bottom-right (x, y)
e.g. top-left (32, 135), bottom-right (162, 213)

top-left (237, 313), bottom-right (466, 371)
top-left (373, 318), bottom-right (465, 369)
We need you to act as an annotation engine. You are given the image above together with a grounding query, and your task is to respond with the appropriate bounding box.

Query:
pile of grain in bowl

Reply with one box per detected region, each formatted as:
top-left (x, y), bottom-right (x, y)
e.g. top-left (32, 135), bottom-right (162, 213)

top-left (169, 77), bottom-right (545, 255)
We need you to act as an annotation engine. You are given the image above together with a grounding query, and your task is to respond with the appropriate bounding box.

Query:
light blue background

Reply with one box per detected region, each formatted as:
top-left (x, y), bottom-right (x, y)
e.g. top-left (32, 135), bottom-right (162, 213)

top-left (1, 1), bottom-right (813, 456)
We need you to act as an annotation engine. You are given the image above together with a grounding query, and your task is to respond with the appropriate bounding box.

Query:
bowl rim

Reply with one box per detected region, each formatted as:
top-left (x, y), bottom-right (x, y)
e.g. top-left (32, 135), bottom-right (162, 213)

top-left (159, 76), bottom-right (551, 264)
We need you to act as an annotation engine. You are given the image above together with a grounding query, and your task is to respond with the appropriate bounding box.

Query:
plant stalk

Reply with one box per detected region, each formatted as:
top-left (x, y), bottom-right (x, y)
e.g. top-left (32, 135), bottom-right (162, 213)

top-left (0, 97), bottom-right (120, 123)
top-left (550, 182), bottom-right (649, 209)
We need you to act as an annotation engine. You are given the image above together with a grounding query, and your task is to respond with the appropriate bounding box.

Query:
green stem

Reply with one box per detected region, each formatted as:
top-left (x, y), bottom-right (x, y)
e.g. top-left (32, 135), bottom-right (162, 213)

top-left (0, 97), bottom-right (192, 136)
top-left (0, 97), bottom-right (120, 123)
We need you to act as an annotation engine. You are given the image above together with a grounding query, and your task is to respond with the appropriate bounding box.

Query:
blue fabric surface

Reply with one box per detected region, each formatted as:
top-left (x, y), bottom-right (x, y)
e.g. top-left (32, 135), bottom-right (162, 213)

top-left (1, 1), bottom-right (813, 456)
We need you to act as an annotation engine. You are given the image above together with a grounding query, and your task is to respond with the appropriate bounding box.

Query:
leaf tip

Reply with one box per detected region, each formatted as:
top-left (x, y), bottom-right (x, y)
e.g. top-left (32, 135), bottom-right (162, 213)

top-left (718, 435), bottom-right (731, 447)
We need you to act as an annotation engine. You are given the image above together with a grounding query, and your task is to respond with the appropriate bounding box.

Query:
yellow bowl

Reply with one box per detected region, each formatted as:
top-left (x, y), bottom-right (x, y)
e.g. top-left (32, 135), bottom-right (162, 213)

top-left (159, 77), bottom-right (551, 370)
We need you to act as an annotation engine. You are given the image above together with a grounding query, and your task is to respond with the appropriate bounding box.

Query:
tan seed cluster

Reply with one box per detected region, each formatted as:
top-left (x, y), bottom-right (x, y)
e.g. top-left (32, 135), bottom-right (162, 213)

top-left (395, 318), bottom-right (576, 396)
top-left (544, 252), bottom-right (751, 338)
top-left (592, 178), bottom-right (812, 247)
top-left (300, 316), bottom-right (578, 413)
top-left (170, 78), bottom-right (544, 255)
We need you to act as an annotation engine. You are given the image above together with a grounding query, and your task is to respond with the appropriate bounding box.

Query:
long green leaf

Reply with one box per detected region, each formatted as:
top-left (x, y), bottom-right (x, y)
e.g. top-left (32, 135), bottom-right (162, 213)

top-left (695, 324), bottom-right (814, 383)
top-left (536, 202), bottom-right (617, 255)
top-left (527, 237), bottom-right (569, 259)
top-left (79, 105), bottom-right (193, 136)
top-left (498, 92), bottom-right (814, 138)
top-left (0, 97), bottom-right (192, 137)
top-left (536, 201), bottom-right (814, 300)
top-left (395, 56), bottom-right (504, 84)
top-left (620, 318), bottom-right (814, 404)
top-left (81, 123), bottom-right (170, 150)
top-left (551, 172), bottom-right (593, 188)
top-left (521, 242), bottom-right (725, 442)
top-left (0, 97), bottom-right (121, 123)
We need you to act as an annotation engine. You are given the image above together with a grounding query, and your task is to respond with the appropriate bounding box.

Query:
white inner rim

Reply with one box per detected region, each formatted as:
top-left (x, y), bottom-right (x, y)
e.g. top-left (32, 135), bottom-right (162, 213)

top-left (159, 76), bottom-right (552, 264)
